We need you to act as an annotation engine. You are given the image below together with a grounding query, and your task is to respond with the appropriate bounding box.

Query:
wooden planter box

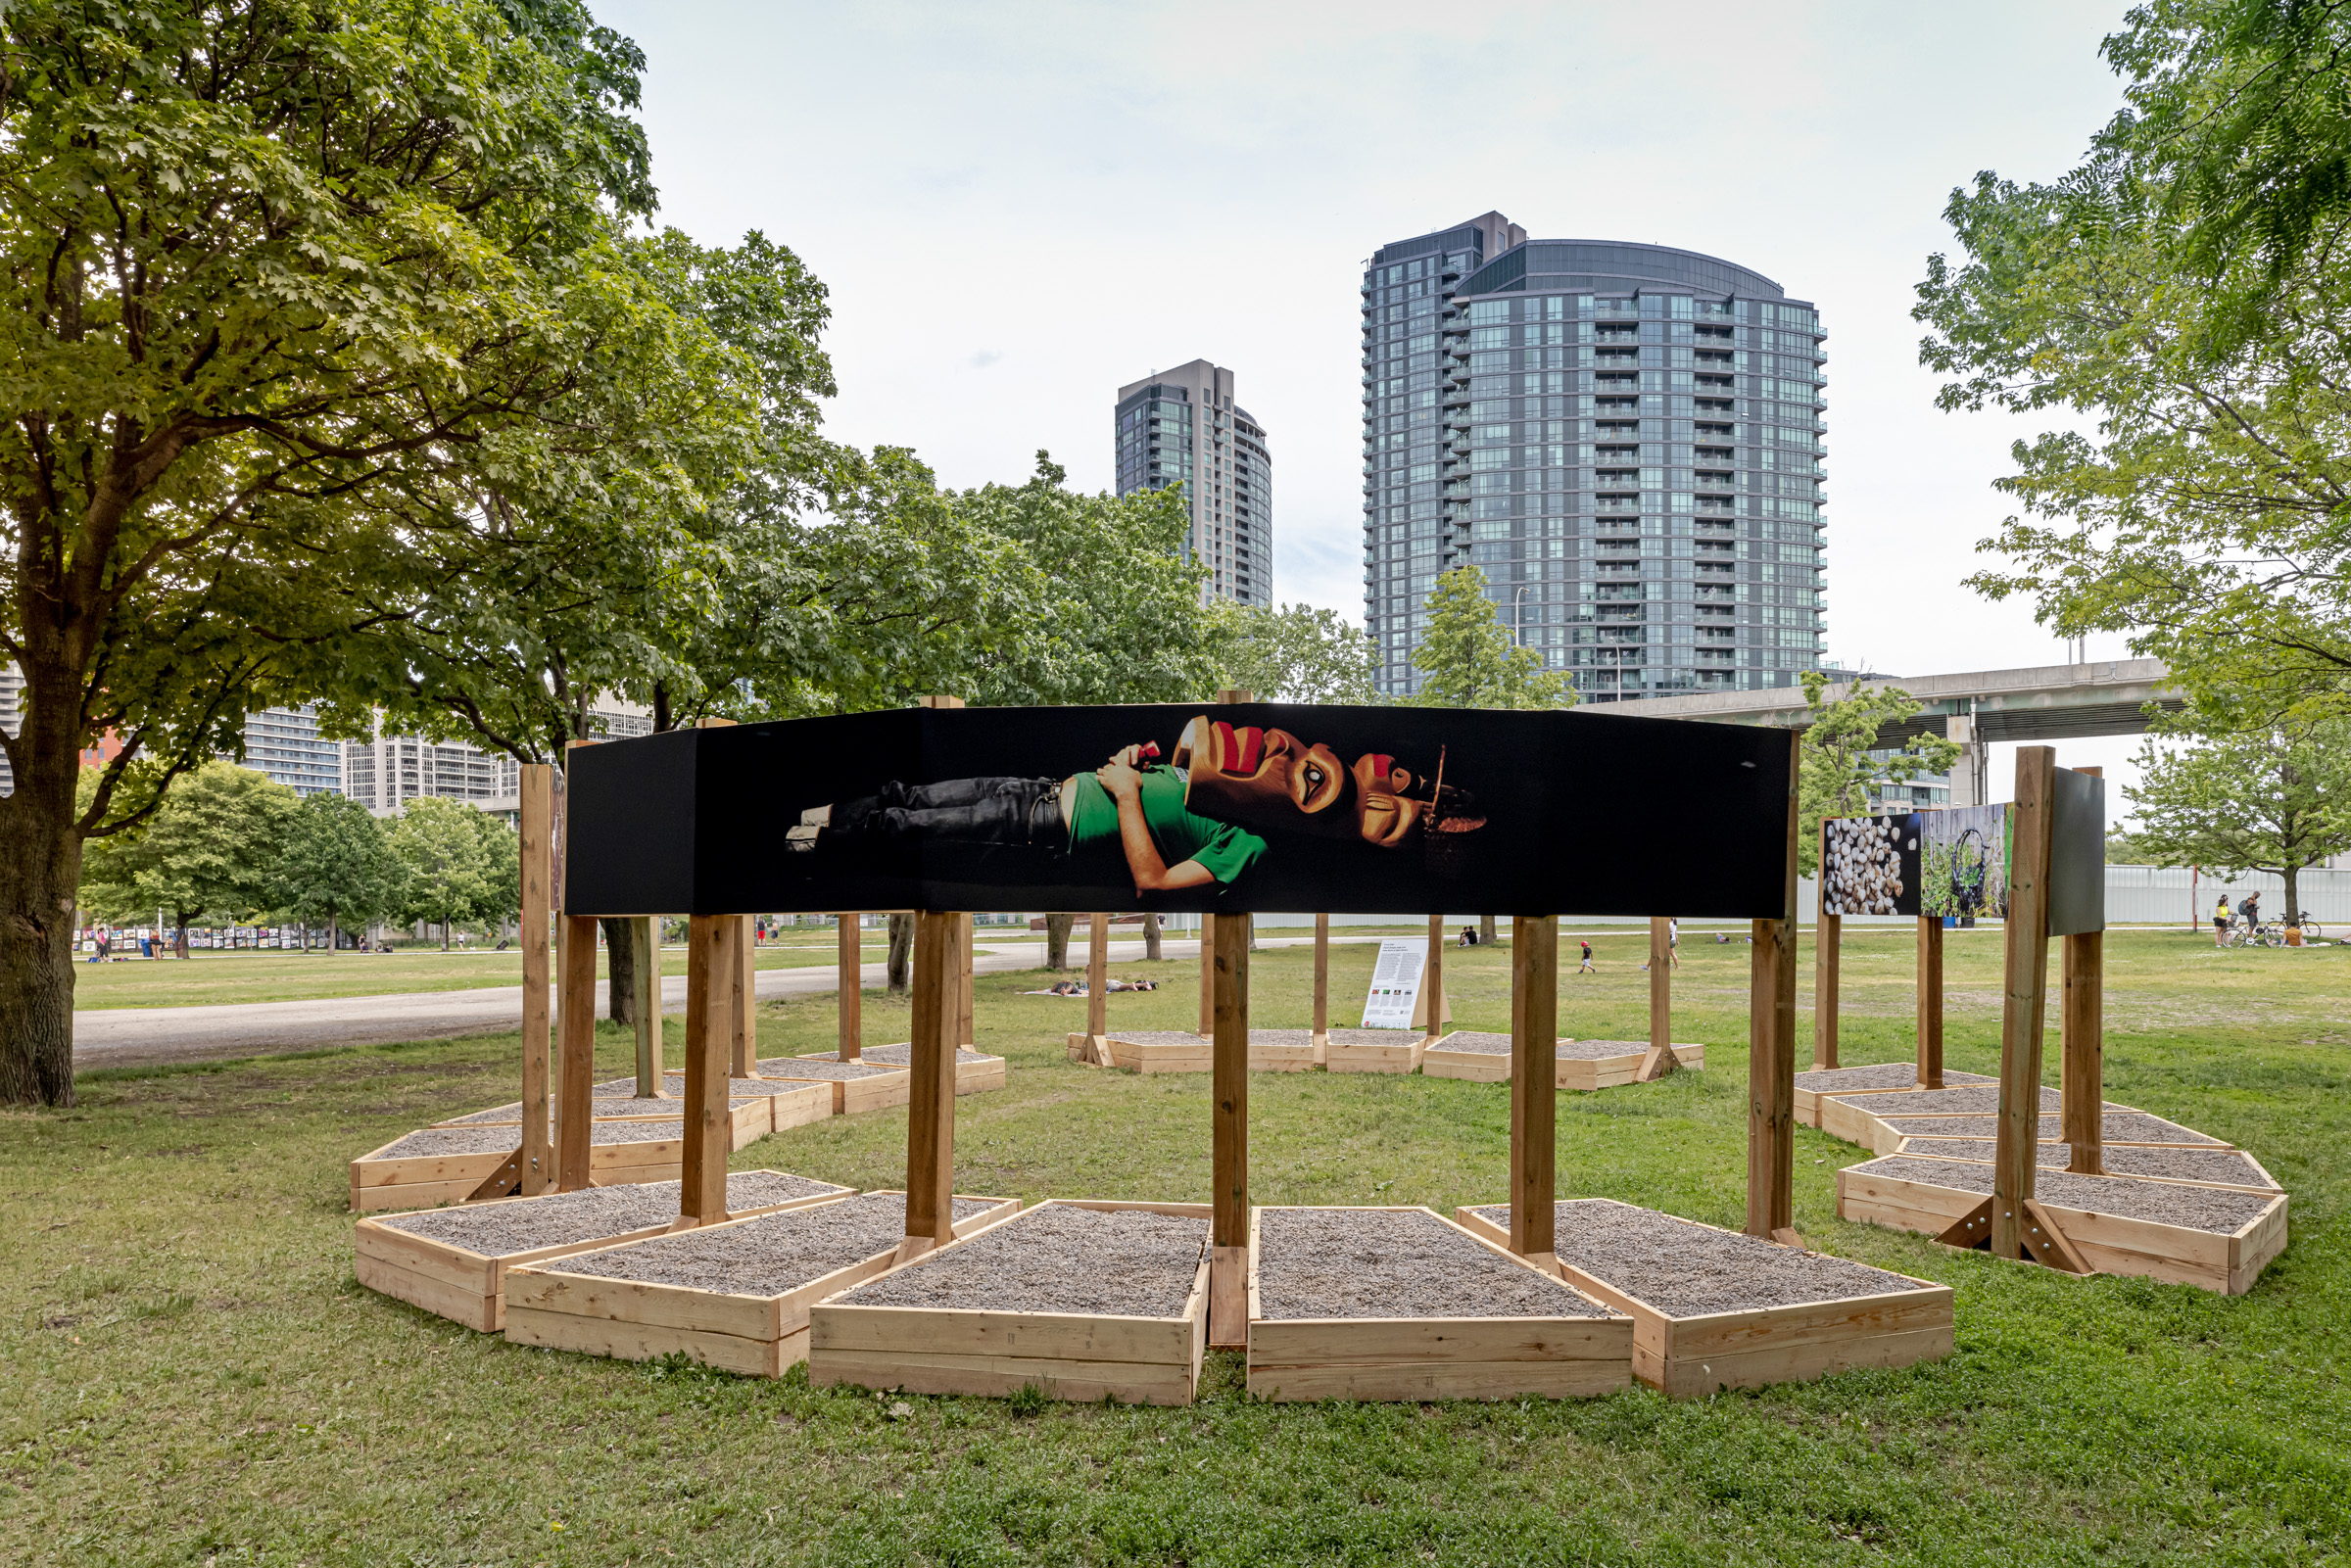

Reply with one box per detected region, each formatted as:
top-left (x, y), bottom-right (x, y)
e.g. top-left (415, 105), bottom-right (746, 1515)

top-left (433, 1092), bottom-right (792, 1131)
top-left (503, 1191), bottom-right (1022, 1376)
top-left (1089, 1030), bottom-right (1213, 1074)
top-left (810, 1199), bottom-right (1212, 1405)
top-left (1245, 1206), bottom-right (1634, 1402)
top-left (756, 1058), bottom-right (913, 1116)
top-left (1836, 1158), bottom-right (2289, 1295)
top-left (1245, 1029), bottom-right (1321, 1072)
top-left (349, 1106), bottom-right (778, 1214)
top-left (1322, 1027), bottom-right (1422, 1075)
top-left (1792, 1068), bottom-right (1996, 1128)
top-left (352, 1172), bottom-right (853, 1332)
top-left (1420, 1035), bottom-right (1703, 1090)
top-left (1818, 1084), bottom-right (2080, 1154)
top-left (1455, 1200), bottom-right (1953, 1399)
top-left (792, 1047), bottom-right (1005, 1098)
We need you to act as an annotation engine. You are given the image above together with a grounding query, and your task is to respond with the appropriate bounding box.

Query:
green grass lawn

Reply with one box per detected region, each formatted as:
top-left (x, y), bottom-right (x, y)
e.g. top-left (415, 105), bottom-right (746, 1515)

top-left (3, 927), bottom-right (2344, 1564)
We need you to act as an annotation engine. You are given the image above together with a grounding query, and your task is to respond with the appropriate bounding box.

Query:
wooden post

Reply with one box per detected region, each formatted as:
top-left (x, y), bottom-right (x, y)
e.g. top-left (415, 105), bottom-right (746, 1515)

top-left (837, 914), bottom-right (862, 1061)
top-left (555, 914), bottom-right (598, 1192)
top-left (1509, 916), bottom-right (1559, 1265)
top-left (1086, 911), bottom-right (1109, 1048)
top-left (1311, 913), bottom-right (1330, 1064)
top-left (959, 915), bottom-right (976, 1048)
top-left (1814, 827), bottom-right (1841, 1068)
top-left (1638, 915), bottom-right (1678, 1080)
top-left (1418, 912), bottom-right (1445, 1067)
top-left (1992, 747), bottom-right (2057, 1259)
top-left (1197, 913), bottom-right (1215, 1035)
top-left (1747, 733), bottom-right (1800, 1245)
top-left (2063, 768), bottom-right (2105, 1174)
top-left (1210, 911), bottom-right (1250, 1348)
top-left (631, 916), bottom-right (660, 1095)
top-left (518, 765), bottom-right (553, 1195)
top-left (681, 914), bottom-right (735, 1225)
top-left (1916, 916), bottom-right (1943, 1089)
top-left (731, 914), bottom-right (757, 1076)
top-left (902, 911), bottom-right (962, 1256)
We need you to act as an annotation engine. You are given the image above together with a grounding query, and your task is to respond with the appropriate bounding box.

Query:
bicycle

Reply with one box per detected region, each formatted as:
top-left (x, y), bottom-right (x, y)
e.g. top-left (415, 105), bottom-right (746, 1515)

top-left (2230, 918), bottom-right (2288, 949)
top-left (2289, 912), bottom-right (2325, 942)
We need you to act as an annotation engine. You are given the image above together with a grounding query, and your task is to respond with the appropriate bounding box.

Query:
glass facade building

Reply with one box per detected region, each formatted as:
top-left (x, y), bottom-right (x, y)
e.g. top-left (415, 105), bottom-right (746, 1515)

top-left (240, 704), bottom-right (345, 797)
top-left (1362, 216), bottom-right (1827, 700)
top-left (1115, 358), bottom-right (1272, 605)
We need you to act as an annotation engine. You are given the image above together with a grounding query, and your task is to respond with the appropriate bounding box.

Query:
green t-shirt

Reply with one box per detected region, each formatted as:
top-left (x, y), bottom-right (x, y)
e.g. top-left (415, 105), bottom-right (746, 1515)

top-left (1063, 766), bottom-right (1267, 884)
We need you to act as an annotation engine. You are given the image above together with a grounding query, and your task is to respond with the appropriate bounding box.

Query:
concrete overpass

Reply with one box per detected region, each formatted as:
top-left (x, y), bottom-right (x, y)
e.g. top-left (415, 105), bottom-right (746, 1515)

top-left (1606, 657), bottom-right (2180, 805)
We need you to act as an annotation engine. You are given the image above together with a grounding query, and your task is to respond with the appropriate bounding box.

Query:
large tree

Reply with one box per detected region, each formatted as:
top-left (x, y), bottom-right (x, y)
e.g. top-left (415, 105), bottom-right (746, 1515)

top-left (272, 793), bottom-right (408, 952)
top-left (2125, 714), bottom-right (2351, 920)
top-left (0, 0), bottom-right (705, 1104)
top-left (79, 761), bottom-right (295, 956)
top-left (1207, 601), bottom-right (1382, 704)
top-left (1410, 566), bottom-right (1574, 709)
top-left (1917, 3), bottom-right (2351, 731)
top-left (387, 797), bottom-right (497, 950)
top-left (1795, 672), bottom-right (1963, 879)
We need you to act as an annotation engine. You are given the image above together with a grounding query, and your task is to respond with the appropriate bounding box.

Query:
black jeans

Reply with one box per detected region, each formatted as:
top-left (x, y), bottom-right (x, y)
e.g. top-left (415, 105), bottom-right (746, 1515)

top-left (835, 777), bottom-right (1065, 850)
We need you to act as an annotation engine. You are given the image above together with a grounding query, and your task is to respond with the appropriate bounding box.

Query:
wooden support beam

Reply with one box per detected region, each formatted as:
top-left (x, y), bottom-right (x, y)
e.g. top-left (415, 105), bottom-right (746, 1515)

top-left (1992, 745), bottom-right (2057, 1259)
top-left (837, 914), bottom-right (863, 1061)
top-left (518, 765), bottom-right (552, 1196)
top-left (631, 916), bottom-right (660, 1095)
top-left (555, 914), bottom-right (598, 1192)
top-left (902, 911), bottom-right (961, 1256)
top-left (1210, 911), bottom-right (1250, 1348)
top-left (681, 914), bottom-right (735, 1226)
top-left (1509, 916), bottom-right (1559, 1265)
top-left (1747, 734), bottom-right (1800, 1245)
top-left (1638, 915), bottom-right (1678, 1081)
top-left (1085, 912), bottom-right (1109, 1051)
top-left (1311, 913), bottom-right (1330, 1063)
top-left (1914, 915), bottom-right (1944, 1088)
top-left (1417, 912), bottom-right (1445, 1068)
top-left (2063, 766), bottom-right (2105, 1175)
top-left (730, 914), bottom-right (757, 1076)
top-left (959, 915), bottom-right (976, 1048)
top-left (1813, 905), bottom-right (1842, 1070)
top-left (1198, 913), bottom-right (1215, 1035)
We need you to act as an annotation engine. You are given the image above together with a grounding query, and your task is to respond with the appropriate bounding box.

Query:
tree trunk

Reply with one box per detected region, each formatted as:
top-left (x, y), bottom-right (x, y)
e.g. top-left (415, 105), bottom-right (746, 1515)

top-left (0, 703), bottom-right (85, 1106)
top-left (1044, 912), bottom-right (1074, 970)
top-left (329, 917), bottom-right (340, 953)
top-left (441, 919), bottom-right (450, 952)
top-left (602, 916), bottom-right (635, 1022)
top-left (887, 914), bottom-right (913, 995)
top-left (174, 922), bottom-right (189, 960)
top-left (1480, 914), bottom-right (1497, 945)
top-left (1143, 913), bottom-right (1162, 961)
top-left (2284, 863), bottom-right (2302, 928)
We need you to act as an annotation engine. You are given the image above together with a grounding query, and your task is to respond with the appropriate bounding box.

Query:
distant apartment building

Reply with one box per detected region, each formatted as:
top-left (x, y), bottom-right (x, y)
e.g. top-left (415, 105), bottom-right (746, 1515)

top-left (343, 700), bottom-right (653, 817)
top-left (240, 705), bottom-right (345, 797)
top-left (1361, 215), bottom-right (1828, 700)
top-left (1114, 359), bottom-right (1273, 605)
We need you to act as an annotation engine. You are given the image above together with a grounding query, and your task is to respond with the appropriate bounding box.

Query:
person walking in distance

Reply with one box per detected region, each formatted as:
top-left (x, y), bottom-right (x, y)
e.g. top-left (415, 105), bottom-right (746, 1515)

top-left (2213, 893), bottom-right (2231, 948)
top-left (1578, 938), bottom-right (1595, 974)
top-left (1667, 917), bottom-right (1680, 970)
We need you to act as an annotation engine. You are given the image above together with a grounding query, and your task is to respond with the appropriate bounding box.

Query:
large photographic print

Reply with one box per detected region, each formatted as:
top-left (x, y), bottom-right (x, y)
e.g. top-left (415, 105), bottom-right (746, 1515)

top-left (1821, 813), bottom-right (1922, 917)
top-left (1918, 804), bottom-right (2009, 922)
top-left (564, 702), bottom-right (1797, 919)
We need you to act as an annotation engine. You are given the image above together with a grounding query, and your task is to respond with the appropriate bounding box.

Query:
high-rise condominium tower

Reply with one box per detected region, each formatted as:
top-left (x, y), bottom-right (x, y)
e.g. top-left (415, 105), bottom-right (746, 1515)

top-left (1361, 215), bottom-right (1827, 700)
top-left (1114, 358), bottom-right (1272, 605)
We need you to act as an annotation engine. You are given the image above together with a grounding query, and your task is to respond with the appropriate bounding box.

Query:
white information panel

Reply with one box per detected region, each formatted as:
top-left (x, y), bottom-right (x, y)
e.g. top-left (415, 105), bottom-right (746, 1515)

top-left (1360, 937), bottom-right (1425, 1029)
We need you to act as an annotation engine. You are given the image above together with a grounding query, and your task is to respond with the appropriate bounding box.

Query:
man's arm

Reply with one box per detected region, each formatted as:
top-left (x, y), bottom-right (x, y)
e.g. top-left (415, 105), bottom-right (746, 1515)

top-left (1096, 760), bottom-right (1217, 894)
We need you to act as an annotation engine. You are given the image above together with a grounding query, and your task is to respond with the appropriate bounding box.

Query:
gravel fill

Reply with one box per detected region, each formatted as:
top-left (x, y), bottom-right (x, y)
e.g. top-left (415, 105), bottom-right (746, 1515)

top-left (1255, 1207), bottom-right (1609, 1321)
top-left (1879, 1112), bottom-right (2222, 1146)
top-left (1827, 1084), bottom-right (2105, 1116)
top-left (1896, 1139), bottom-right (2278, 1188)
top-left (1795, 1064), bottom-right (1996, 1092)
top-left (1465, 1201), bottom-right (1928, 1317)
top-left (1325, 1028), bottom-right (1419, 1049)
top-left (550, 1193), bottom-right (997, 1295)
top-left (1432, 1032), bottom-right (1647, 1061)
top-left (850, 1044), bottom-right (994, 1066)
top-left (1246, 1030), bottom-right (1321, 1047)
top-left (1102, 1030), bottom-right (1212, 1047)
top-left (751, 1058), bottom-right (903, 1081)
top-left (374, 1172), bottom-right (848, 1255)
top-left (1853, 1157), bottom-right (2277, 1232)
top-left (839, 1205), bottom-right (1207, 1316)
top-left (439, 1095), bottom-right (762, 1126)
top-left (368, 1121), bottom-right (691, 1161)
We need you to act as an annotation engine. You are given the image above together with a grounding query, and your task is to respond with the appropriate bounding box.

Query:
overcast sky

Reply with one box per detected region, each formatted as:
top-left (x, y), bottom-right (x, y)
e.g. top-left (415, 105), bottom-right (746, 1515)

top-left (596, 0), bottom-right (2155, 804)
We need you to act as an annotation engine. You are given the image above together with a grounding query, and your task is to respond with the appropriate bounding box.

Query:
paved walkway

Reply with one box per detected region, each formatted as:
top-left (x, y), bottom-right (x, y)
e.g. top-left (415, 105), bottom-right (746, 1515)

top-left (71, 934), bottom-right (1384, 1071)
